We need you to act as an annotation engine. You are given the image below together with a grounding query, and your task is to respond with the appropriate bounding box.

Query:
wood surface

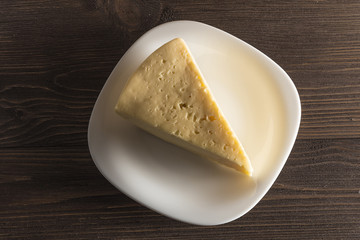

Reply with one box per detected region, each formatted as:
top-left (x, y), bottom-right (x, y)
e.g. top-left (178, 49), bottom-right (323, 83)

top-left (0, 0), bottom-right (359, 239)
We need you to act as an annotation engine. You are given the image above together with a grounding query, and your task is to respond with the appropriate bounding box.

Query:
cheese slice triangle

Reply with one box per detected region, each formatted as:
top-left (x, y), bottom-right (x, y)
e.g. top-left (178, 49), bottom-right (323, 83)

top-left (115, 38), bottom-right (253, 176)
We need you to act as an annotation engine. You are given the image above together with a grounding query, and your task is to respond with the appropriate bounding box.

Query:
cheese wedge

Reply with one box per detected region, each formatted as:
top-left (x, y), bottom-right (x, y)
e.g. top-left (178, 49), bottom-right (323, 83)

top-left (115, 38), bottom-right (253, 176)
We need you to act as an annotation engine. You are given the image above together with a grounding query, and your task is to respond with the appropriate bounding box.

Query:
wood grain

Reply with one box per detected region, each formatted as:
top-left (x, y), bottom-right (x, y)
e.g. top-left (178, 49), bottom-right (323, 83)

top-left (0, 0), bottom-right (359, 239)
top-left (0, 140), bottom-right (359, 239)
top-left (0, 0), bottom-right (359, 147)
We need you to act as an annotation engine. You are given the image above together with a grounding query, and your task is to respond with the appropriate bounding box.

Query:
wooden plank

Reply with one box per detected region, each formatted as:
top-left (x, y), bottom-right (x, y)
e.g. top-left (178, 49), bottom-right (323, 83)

top-left (0, 139), bottom-right (359, 239)
top-left (0, 1), bottom-right (359, 148)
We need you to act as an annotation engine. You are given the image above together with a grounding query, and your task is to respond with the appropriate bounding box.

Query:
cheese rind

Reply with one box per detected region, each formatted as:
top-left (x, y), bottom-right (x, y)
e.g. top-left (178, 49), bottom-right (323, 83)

top-left (115, 38), bottom-right (253, 176)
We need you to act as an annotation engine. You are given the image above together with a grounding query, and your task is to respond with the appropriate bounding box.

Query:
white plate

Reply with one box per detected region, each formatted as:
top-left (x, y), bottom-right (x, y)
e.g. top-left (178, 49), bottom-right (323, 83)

top-left (88, 21), bottom-right (301, 225)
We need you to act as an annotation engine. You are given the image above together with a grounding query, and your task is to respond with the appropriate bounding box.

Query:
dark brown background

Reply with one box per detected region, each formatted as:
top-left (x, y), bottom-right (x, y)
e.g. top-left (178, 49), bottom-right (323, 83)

top-left (1, 0), bottom-right (359, 239)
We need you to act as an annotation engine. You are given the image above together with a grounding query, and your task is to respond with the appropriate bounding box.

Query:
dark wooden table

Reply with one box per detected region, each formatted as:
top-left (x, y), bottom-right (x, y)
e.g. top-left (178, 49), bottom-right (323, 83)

top-left (1, 1), bottom-right (359, 239)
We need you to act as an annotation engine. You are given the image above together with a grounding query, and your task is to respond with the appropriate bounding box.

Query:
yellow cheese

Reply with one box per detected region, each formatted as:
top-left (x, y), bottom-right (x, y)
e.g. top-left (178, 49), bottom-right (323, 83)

top-left (115, 38), bottom-right (253, 176)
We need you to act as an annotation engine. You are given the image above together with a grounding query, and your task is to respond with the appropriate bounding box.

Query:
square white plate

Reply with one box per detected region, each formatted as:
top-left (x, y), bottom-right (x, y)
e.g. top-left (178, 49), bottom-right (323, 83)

top-left (88, 21), bottom-right (301, 225)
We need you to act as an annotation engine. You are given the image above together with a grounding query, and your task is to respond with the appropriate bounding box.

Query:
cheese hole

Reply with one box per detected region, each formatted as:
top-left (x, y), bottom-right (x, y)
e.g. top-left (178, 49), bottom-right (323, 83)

top-left (208, 116), bottom-right (216, 121)
top-left (180, 88), bottom-right (185, 92)
top-left (179, 103), bottom-right (188, 109)
top-left (194, 130), bottom-right (200, 134)
top-left (186, 112), bottom-right (193, 120)
top-left (159, 89), bottom-right (163, 92)
top-left (161, 59), bottom-right (166, 64)
top-left (208, 130), bottom-right (213, 135)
